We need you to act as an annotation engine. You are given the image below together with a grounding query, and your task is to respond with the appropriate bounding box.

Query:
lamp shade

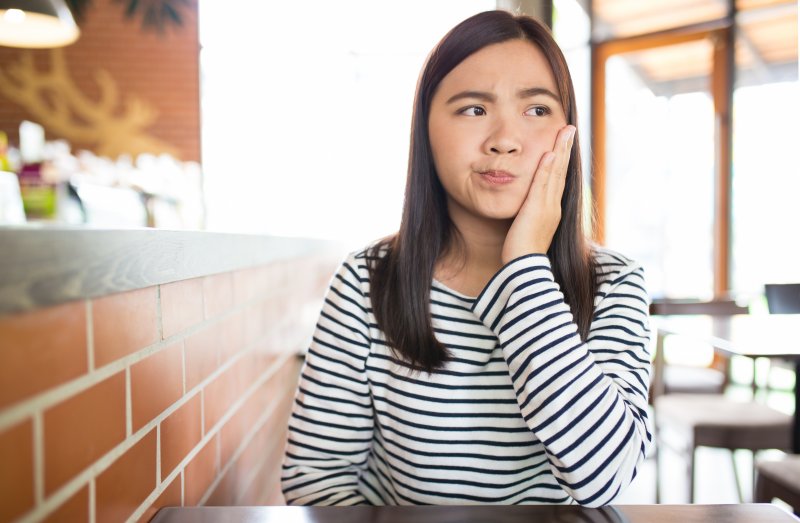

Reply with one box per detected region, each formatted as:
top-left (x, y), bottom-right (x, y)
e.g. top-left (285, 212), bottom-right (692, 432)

top-left (0, 0), bottom-right (80, 48)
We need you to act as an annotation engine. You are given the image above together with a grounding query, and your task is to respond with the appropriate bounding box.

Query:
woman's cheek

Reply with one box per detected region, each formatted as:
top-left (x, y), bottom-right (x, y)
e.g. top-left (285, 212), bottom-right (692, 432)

top-left (524, 127), bottom-right (561, 173)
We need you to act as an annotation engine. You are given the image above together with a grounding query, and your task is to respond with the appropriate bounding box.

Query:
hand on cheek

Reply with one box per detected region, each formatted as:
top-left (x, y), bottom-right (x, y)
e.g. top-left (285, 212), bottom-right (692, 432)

top-left (501, 124), bottom-right (576, 264)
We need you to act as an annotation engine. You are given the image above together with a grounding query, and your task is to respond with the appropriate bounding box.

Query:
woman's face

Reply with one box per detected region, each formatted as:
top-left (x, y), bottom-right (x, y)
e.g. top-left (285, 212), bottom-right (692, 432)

top-left (428, 39), bottom-right (568, 221)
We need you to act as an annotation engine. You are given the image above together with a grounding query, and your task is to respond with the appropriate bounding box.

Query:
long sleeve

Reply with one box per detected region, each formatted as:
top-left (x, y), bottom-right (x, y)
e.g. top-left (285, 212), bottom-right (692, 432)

top-left (281, 252), bottom-right (374, 505)
top-left (471, 253), bottom-right (652, 507)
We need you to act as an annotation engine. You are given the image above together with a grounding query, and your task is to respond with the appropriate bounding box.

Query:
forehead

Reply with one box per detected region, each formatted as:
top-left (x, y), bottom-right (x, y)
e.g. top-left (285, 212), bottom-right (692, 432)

top-left (437, 39), bottom-right (558, 94)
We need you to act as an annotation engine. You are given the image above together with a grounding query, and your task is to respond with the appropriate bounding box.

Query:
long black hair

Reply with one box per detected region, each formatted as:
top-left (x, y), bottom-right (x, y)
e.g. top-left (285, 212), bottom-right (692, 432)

top-left (367, 10), bottom-right (597, 373)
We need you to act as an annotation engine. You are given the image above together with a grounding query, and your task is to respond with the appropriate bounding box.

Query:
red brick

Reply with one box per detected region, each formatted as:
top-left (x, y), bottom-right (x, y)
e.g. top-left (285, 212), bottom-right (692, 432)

top-left (204, 462), bottom-right (238, 506)
top-left (203, 354), bottom-right (259, 434)
top-left (243, 303), bottom-right (267, 347)
top-left (160, 392), bottom-right (202, 481)
top-left (44, 372), bottom-right (127, 494)
top-left (217, 355), bottom-right (291, 469)
top-left (219, 388), bottom-right (260, 469)
top-left (95, 429), bottom-right (157, 523)
top-left (93, 288), bottom-right (158, 367)
top-left (202, 370), bottom-right (236, 436)
top-left (131, 342), bottom-right (183, 432)
top-left (238, 412), bottom-right (292, 506)
top-left (42, 485), bottom-right (89, 523)
top-left (160, 278), bottom-right (204, 339)
top-left (0, 302), bottom-right (87, 408)
top-left (137, 475), bottom-right (182, 523)
top-left (233, 264), bottom-right (283, 306)
top-left (0, 419), bottom-right (34, 521)
top-left (203, 273), bottom-right (233, 320)
top-left (184, 323), bottom-right (221, 391)
top-left (218, 312), bottom-right (245, 365)
top-left (232, 267), bottom-right (260, 305)
top-left (184, 436), bottom-right (218, 506)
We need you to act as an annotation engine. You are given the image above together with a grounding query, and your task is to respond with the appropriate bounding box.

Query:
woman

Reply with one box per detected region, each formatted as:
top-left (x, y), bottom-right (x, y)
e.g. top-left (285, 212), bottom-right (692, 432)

top-left (282, 10), bottom-right (651, 507)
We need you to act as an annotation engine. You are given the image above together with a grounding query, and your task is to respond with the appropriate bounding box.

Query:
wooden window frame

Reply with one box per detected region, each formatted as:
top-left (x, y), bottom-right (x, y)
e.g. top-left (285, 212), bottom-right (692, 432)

top-left (590, 13), bottom-right (735, 297)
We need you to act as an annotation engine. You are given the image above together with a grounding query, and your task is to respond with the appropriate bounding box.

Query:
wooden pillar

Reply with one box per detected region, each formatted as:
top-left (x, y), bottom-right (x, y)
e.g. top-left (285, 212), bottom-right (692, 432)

top-left (711, 26), bottom-right (734, 297)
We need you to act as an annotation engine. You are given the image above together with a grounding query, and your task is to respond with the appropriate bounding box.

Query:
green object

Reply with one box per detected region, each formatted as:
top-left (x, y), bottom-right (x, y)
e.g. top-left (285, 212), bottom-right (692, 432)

top-left (0, 130), bottom-right (9, 172)
top-left (20, 184), bottom-right (57, 218)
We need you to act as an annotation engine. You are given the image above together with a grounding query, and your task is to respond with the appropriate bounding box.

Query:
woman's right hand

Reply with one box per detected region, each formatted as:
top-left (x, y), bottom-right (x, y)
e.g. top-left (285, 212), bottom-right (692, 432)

top-left (501, 125), bottom-right (576, 265)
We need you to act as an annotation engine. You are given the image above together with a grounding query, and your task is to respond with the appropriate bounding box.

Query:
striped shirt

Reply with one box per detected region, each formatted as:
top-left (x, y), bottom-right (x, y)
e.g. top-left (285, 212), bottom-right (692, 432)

top-left (282, 245), bottom-right (652, 507)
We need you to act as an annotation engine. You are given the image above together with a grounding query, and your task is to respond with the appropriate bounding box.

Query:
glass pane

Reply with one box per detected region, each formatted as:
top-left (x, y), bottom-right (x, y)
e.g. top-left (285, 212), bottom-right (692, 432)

top-left (731, 2), bottom-right (799, 294)
top-left (593, 0), bottom-right (725, 39)
top-left (553, 0), bottom-right (592, 203)
top-left (553, 0), bottom-right (590, 47)
top-left (199, 0), bottom-right (495, 242)
top-left (736, 0), bottom-right (796, 11)
top-left (604, 39), bottom-right (715, 299)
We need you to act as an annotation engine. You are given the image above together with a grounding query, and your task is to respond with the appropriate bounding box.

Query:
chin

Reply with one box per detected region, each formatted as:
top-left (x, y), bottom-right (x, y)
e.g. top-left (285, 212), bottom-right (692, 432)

top-left (475, 196), bottom-right (525, 220)
top-left (476, 204), bottom-right (522, 221)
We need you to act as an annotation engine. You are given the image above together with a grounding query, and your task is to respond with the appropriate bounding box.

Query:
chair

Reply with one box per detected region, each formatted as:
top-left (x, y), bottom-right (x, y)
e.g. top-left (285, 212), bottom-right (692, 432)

top-left (755, 454), bottom-right (800, 515)
top-left (757, 284), bottom-right (800, 393)
top-left (765, 284), bottom-right (800, 314)
top-left (651, 299), bottom-right (793, 503)
top-left (649, 298), bottom-right (748, 400)
top-left (655, 393), bottom-right (792, 502)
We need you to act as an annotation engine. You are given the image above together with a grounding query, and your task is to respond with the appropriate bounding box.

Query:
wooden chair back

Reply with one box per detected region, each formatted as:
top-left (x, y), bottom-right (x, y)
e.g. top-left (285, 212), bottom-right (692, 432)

top-left (765, 284), bottom-right (800, 314)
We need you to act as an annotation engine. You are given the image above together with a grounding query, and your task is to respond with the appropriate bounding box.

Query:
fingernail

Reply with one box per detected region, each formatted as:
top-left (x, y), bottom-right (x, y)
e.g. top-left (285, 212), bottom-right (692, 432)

top-left (567, 127), bottom-right (576, 140)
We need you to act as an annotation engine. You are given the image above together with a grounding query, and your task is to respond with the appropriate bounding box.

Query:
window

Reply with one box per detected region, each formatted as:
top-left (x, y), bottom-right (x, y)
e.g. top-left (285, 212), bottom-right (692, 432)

top-left (731, 1), bottom-right (799, 295)
top-left (199, 0), bottom-right (494, 245)
top-left (586, 0), bottom-right (797, 299)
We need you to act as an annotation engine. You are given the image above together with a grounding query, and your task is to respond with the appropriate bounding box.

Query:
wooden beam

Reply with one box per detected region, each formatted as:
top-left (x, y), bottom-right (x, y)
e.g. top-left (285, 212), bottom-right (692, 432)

top-left (712, 26), bottom-right (734, 296)
top-left (592, 21), bottom-right (734, 283)
top-left (591, 25), bottom-right (720, 246)
top-left (590, 43), bottom-right (606, 244)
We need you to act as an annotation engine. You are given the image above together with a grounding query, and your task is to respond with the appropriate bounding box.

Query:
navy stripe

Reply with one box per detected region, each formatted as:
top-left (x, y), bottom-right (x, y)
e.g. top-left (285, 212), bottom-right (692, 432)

top-left (283, 247), bottom-right (652, 507)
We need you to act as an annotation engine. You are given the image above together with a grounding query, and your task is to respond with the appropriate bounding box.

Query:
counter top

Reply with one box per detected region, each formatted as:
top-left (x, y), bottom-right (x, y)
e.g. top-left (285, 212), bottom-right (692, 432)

top-left (0, 226), bottom-right (343, 315)
top-left (149, 504), bottom-right (800, 523)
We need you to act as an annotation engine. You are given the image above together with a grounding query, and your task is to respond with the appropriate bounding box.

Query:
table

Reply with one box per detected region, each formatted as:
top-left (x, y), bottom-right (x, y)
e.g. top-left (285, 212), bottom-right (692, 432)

top-left (653, 314), bottom-right (800, 453)
top-left (149, 504), bottom-right (799, 522)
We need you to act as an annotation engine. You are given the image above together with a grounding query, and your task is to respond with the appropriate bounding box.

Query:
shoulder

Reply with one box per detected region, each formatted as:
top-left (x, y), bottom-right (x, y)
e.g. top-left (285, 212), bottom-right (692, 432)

top-left (590, 244), bottom-right (645, 288)
top-left (334, 238), bottom-right (390, 286)
top-left (346, 239), bottom-right (389, 269)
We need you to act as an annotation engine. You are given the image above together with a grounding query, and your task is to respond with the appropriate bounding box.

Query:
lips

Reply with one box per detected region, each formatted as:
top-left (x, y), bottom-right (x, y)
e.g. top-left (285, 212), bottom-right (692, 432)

top-left (479, 170), bottom-right (515, 185)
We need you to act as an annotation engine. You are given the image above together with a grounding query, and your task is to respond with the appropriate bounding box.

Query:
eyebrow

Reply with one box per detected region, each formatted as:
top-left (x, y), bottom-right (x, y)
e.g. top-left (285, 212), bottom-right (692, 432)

top-left (445, 87), bottom-right (561, 105)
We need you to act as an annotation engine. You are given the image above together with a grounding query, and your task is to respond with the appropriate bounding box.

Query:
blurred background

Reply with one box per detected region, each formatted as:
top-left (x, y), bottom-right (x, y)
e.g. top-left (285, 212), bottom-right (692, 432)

top-left (0, 0), bottom-right (798, 511)
top-left (1, 0), bottom-right (796, 300)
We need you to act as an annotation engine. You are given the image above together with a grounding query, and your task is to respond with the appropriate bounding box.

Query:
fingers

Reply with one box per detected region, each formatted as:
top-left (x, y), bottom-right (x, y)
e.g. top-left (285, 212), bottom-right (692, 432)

top-left (504, 125), bottom-right (576, 260)
top-left (554, 125), bottom-right (576, 178)
top-left (546, 125), bottom-right (576, 200)
top-left (531, 125), bottom-right (574, 193)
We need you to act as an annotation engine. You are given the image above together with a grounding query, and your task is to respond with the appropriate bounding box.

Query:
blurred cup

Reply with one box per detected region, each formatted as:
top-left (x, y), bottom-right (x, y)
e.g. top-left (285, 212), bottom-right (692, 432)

top-left (0, 171), bottom-right (27, 224)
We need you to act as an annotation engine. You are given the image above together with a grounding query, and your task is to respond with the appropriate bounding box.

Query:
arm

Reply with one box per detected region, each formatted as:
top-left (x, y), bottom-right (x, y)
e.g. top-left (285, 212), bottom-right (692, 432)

top-left (471, 253), bottom-right (652, 507)
top-left (281, 252), bottom-right (374, 505)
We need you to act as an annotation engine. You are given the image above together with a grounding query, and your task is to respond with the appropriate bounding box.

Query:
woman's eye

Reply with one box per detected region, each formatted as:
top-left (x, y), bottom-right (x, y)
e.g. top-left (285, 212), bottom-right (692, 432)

top-left (459, 106), bottom-right (486, 116)
top-left (526, 106), bottom-right (551, 117)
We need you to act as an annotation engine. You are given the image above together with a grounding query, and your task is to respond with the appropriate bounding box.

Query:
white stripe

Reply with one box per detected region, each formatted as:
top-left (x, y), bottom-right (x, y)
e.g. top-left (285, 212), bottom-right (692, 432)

top-left (282, 246), bottom-right (652, 507)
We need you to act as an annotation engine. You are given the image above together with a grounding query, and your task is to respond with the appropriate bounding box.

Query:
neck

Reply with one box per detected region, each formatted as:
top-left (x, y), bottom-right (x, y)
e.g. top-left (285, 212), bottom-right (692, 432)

top-left (438, 199), bottom-right (511, 278)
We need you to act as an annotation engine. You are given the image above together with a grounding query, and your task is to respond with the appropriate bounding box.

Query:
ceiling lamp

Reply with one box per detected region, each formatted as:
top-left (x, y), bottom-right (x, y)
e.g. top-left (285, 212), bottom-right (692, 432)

top-left (0, 0), bottom-right (80, 48)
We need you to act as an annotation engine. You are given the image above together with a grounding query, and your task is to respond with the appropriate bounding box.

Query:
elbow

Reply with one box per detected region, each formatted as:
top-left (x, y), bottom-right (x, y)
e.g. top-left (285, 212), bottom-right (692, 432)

top-left (571, 490), bottom-right (613, 508)
top-left (560, 478), bottom-right (618, 508)
top-left (558, 440), bottom-right (648, 508)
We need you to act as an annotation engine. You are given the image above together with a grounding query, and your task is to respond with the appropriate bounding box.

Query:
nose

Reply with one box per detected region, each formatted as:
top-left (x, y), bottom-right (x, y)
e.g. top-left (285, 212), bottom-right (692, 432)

top-left (483, 115), bottom-right (522, 155)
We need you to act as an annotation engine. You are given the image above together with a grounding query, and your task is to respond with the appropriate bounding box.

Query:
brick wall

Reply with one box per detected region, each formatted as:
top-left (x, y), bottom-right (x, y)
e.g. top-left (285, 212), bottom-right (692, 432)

top-left (0, 0), bottom-right (200, 161)
top-left (0, 253), bottom-right (340, 522)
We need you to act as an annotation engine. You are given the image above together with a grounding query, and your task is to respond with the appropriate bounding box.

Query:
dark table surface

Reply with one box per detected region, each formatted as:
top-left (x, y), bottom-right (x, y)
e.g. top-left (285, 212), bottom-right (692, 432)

top-left (150, 504), bottom-right (800, 523)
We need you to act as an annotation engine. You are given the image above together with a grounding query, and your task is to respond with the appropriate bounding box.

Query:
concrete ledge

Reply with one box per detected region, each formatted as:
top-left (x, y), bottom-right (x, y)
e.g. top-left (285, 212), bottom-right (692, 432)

top-left (0, 226), bottom-right (343, 316)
